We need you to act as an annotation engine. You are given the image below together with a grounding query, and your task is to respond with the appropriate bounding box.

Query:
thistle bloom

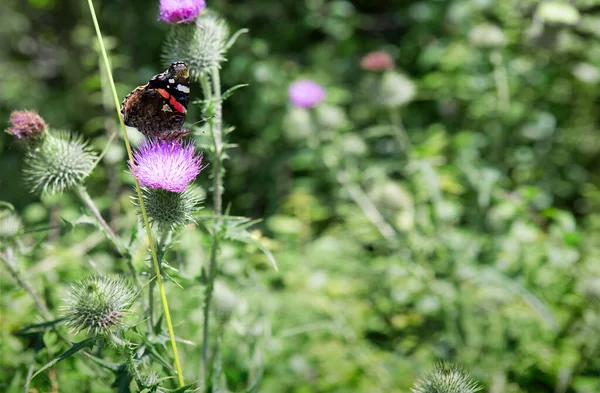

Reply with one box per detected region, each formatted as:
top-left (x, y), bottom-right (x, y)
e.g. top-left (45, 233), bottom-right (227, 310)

top-left (4, 110), bottom-right (48, 140)
top-left (129, 139), bottom-right (204, 193)
top-left (159, 0), bottom-right (206, 24)
top-left (360, 51), bottom-right (395, 71)
top-left (288, 80), bottom-right (326, 109)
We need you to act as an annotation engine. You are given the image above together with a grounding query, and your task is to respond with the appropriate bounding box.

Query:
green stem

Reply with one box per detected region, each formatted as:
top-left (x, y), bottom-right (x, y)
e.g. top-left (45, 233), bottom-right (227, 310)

top-left (1, 247), bottom-right (52, 319)
top-left (389, 109), bottom-right (411, 156)
top-left (336, 171), bottom-right (397, 243)
top-left (490, 51), bottom-right (509, 114)
top-left (199, 65), bottom-right (224, 391)
top-left (85, 0), bottom-right (185, 386)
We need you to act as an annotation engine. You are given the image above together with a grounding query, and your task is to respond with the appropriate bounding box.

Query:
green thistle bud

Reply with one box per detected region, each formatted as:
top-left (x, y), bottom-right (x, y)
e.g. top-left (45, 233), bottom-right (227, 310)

top-left (163, 10), bottom-right (230, 80)
top-left (140, 185), bottom-right (204, 232)
top-left (379, 70), bottom-right (416, 107)
top-left (411, 362), bottom-right (481, 393)
top-left (23, 130), bottom-right (97, 195)
top-left (63, 276), bottom-right (134, 336)
top-left (535, 0), bottom-right (580, 26)
top-left (469, 23), bottom-right (506, 48)
top-left (213, 280), bottom-right (238, 322)
top-left (0, 203), bottom-right (22, 240)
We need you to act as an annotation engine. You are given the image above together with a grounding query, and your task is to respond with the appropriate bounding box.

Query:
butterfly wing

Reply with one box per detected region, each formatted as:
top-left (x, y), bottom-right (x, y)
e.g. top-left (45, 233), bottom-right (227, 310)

top-left (120, 62), bottom-right (191, 141)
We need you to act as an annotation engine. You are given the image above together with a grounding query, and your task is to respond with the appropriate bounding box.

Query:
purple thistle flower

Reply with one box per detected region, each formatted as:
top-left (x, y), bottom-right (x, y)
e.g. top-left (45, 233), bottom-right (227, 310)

top-left (288, 80), bottom-right (326, 109)
top-left (129, 139), bottom-right (205, 192)
top-left (5, 110), bottom-right (48, 140)
top-left (159, 0), bottom-right (206, 24)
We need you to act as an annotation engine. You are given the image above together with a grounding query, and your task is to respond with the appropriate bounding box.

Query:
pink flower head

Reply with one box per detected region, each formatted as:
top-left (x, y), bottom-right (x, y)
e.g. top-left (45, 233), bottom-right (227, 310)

top-left (5, 110), bottom-right (48, 139)
top-left (159, 0), bottom-right (206, 24)
top-left (360, 51), bottom-right (395, 71)
top-left (288, 80), bottom-right (326, 109)
top-left (129, 139), bottom-right (206, 192)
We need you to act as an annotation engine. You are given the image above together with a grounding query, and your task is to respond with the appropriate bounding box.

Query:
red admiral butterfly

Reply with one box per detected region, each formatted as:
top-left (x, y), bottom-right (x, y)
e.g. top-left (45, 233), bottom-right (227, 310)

top-left (121, 61), bottom-right (191, 141)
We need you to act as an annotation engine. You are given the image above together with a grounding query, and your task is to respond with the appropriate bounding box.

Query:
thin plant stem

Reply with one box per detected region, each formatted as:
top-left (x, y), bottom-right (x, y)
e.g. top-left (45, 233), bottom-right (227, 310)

top-left (73, 185), bottom-right (142, 291)
top-left (85, 0), bottom-right (185, 386)
top-left (336, 171), bottom-right (398, 243)
top-left (389, 109), bottom-right (411, 156)
top-left (148, 230), bottom-right (171, 330)
top-left (1, 247), bottom-right (52, 319)
top-left (199, 66), bottom-right (224, 390)
top-left (490, 51), bottom-right (509, 113)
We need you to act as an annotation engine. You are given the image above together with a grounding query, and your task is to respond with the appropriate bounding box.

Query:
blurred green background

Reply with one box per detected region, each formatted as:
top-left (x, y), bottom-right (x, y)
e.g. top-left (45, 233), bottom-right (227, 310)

top-left (1, 0), bottom-right (600, 392)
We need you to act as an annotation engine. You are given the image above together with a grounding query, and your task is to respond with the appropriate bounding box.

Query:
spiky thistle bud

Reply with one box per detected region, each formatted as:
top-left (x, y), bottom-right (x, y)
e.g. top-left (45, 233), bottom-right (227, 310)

top-left (23, 130), bottom-right (97, 195)
top-left (63, 276), bottom-right (134, 336)
top-left (411, 362), bottom-right (481, 393)
top-left (140, 185), bottom-right (204, 232)
top-left (4, 110), bottom-right (48, 140)
top-left (162, 10), bottom-right (230, 80)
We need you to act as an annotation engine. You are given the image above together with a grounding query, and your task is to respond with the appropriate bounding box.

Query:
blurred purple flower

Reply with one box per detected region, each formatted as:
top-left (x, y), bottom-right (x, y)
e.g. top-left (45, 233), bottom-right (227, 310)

top-left (4, 110), bottom-right (48, 140)
top-left (129, 139), bottom-right (205, 192)
top-left (288, 80), bottom-right (326, 109)
top-left (159, 0), bottom-right (206, 24)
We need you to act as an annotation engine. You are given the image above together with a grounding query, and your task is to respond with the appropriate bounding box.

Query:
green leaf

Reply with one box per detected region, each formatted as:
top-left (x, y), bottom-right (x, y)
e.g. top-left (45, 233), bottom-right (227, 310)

top-left (224, 28), bottom-right (249, 50)
top-left (221, 84), bottom-right (249, 101)
top-left (60, 215), bottom-right (97, 232)
top-left (14, 318), bottom-right (66, 336)
top-left (229, 231), bottom-right (278, 272)
top-left (110, 364), bottom-right (132, 393)
top-left (158, 383), bottom-right (196, 393)
top-left (26, 337), bottom-right (99, 386)
top-left (211, 338), bottom-right (228, 393)
top-left (246, 349), bottom-right (264, 393)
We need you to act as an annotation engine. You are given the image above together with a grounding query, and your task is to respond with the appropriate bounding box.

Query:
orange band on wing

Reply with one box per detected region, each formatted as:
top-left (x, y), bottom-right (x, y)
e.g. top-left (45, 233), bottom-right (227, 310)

top-left (170, 96), bottom-right (186, 113)
top-left (156, 88), bottom-right (171, 99)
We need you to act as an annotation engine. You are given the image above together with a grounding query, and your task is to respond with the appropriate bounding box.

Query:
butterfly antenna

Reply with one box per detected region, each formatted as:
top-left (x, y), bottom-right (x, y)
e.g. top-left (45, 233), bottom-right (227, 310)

top-left (189, 115), bottom-right (215, 126)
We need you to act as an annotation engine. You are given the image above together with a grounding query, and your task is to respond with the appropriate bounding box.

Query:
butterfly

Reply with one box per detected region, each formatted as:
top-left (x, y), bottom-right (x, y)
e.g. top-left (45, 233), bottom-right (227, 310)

top-left (121, 61), bottom-right (191, 141)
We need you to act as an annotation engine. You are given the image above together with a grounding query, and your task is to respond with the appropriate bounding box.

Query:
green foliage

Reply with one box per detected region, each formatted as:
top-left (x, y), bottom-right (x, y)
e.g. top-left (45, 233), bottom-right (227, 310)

top-left (1, 0), bottom-right (600, 393)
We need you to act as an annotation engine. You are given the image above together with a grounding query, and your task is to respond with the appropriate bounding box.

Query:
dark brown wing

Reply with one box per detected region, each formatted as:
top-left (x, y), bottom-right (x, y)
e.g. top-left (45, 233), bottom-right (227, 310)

top-left (121, 85), bottom-right (189, 141)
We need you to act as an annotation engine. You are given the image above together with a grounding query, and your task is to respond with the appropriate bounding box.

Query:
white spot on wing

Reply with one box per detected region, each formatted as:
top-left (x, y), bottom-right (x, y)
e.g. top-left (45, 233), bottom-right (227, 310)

top-left (169, 79), bottom-right (175, 83)
top-left (162, 104), bottom-right (173, 112)
top-left (176, 84), bottom-right (190, 93)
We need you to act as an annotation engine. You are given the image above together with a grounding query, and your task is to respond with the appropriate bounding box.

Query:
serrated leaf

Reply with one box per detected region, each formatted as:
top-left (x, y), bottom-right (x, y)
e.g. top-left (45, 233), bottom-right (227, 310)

top-left (26, 337), bottom-right (99, 386)
top-left (14, 318), bottom-right (66, 336)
